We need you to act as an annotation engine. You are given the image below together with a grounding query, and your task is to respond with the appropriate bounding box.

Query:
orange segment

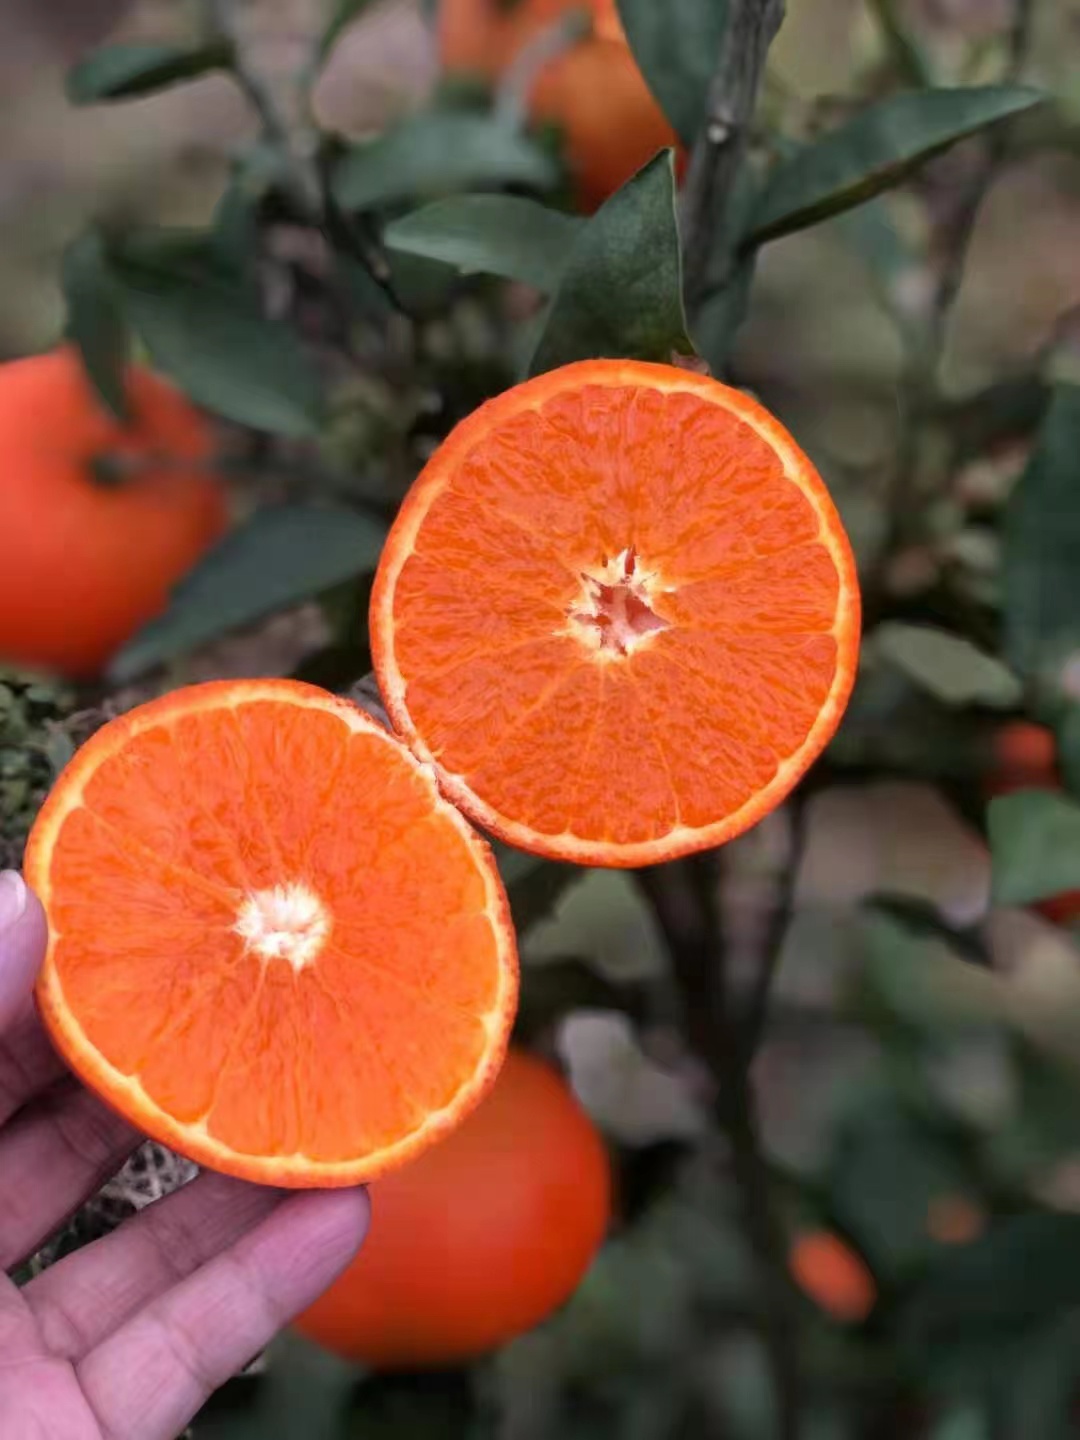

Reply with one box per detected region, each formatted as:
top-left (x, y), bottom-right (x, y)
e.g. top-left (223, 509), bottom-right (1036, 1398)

top-left (25, 679), bottom-right (518, 1188)
top-left (372, 359), bottom-right (861, 867)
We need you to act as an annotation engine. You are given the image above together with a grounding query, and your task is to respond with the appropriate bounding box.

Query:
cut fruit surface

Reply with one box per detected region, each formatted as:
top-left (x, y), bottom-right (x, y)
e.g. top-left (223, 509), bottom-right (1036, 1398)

top-left (25, 679), bottom-right (518, 1188)
top-left (371, 360), bottom-right (861, 867)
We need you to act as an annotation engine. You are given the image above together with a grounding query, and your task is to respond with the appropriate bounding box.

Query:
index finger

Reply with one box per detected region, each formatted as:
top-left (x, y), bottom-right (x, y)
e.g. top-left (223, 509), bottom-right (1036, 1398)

top-left (0, 872), bottom-right (47, 1033)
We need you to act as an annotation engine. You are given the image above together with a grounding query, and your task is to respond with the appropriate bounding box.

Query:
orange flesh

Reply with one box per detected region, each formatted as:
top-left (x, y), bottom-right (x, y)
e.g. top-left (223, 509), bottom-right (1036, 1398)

top-left (373, 361), bottom-right (860, 867)
top-left (26, 680), bottom-right (518, 1187)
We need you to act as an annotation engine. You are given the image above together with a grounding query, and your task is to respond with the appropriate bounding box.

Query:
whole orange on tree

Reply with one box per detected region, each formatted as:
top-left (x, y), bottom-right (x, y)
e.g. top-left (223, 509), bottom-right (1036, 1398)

top-left (0, 347), bottom-right (225, 679)
top-left (986, 720), bottom-right (1080, 924)
top-left (438, 0), bottom-right (680, 209)
top-left (293, 1048), bottom-right (611, 1367)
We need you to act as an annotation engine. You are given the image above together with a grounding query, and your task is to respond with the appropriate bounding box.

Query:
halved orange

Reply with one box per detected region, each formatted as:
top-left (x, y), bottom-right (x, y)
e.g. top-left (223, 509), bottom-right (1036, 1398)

top-left (371, 359), bottom-right (860, 867)
top-left (25, 679), bottom-right (518, 1188)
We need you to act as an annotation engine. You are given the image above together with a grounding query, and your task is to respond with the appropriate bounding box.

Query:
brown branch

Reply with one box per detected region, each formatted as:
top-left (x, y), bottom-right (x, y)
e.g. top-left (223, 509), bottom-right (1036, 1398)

top-left (741, 794), bottom-right (807, 1063)
top-left (679, 0), bottom-right (786, 308)
top-left (636, 859), bottom-right (803, 1440)
top-left (877, 0), bottom-right (1034, 574)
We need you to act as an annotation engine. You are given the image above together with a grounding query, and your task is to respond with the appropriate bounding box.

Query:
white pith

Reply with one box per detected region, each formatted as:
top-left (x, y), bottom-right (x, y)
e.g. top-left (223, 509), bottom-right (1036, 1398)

top-left (234, 882), bottom-right (331, 972)
top-left (565, 546), bottom-right (671, 658)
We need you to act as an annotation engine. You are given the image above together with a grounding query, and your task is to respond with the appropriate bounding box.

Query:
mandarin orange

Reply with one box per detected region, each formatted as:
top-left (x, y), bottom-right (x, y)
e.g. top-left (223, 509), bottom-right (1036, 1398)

top-left (437, 0), bottom-right (680, 210)
top-left (0, 347), bottom-right (225, 678)
top-left (371, 359), bottom-right (860, 868)
top-left (25, 678), bottom-right (518, 1187)
top-left (294, 1048), bottom-right (611, 1367)
top-left (789, 1231), bottom-right (876, 1324)
top-left (985, 721), bottom-right (1080, 924)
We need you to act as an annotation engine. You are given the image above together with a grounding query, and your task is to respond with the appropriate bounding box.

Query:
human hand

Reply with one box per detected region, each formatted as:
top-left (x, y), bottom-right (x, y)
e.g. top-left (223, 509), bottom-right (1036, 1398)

top-left (0, 870), bottom-right (369, 1439)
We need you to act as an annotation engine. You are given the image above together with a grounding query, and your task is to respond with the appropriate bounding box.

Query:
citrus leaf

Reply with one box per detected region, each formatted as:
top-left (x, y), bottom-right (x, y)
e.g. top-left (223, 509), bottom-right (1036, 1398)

top-left (493, 846), bottom-right (586, 935)
top-left (529, 150), bottom-right (693, 375)
top-left (746, 85), bottom-right (1044, 246)
top-left (110, 236), bottom-right (322, 437)
top-left (989, 790), bottom-right (1080, 906)
top-left (903, 1212), bottom-right (1080, 1352)
top-left (874, 623), bottom-right (1022, 709)
top-left (109, 505), bottom-right (386, 681)
top-left (61, 231), bottom-right (129, 422)
top-left (333, 113), bottom-right (558, 212)
top-left (615, 0), bottom-right (728, 146)
top-left (1004, 385), bottom-right (1080, 685)
top-left (66, 40), bottom-right (234, 105)
top-left (385, 195), bottom-right (582, 291)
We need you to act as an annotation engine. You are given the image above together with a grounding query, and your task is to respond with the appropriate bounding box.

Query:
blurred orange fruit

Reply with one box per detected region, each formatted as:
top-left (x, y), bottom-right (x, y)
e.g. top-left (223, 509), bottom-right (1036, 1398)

top-left (371, 359), bottom-right (860, 868)
top-left (437, 0), bottom-right (681, 210)
top-left (26, 678), bottom-right (519, 1187)
top-left (986, 720), bottom-right (1058, 797)
top-left (986, 721), bottom-right (1080, 924)
top-left (0, 347), bottom-right (226, 678)
top-left (789, 1231), bottom-right (876, 1324)
top-left (925, 1194), bottom-right (986, 1246)
top-left (294, 1048), bottom-right (611, 1366)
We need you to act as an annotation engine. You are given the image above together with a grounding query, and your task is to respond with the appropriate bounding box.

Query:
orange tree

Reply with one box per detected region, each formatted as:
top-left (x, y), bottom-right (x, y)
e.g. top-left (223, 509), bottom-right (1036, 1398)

top-left (11, 0), bottom-right (1080, 1437)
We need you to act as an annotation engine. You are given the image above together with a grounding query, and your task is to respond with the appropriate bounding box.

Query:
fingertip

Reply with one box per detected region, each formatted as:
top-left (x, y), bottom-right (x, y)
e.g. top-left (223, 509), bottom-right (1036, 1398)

top-left (0, 872), bottom-right (48, 1030)
top-left (274, 1185), bottom-right (371, 1285)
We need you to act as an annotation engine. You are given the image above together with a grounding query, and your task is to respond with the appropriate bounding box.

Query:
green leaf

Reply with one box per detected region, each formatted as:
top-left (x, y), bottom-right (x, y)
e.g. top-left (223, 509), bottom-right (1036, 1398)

top-left (61, 231), bottom-right (129, 421)
top-left (493, 845), bottom-right (586, 935)
top-left (1056, 704), bottom-right (1080, 799)
top-left (109, 505), bottom-right (386, 681)
top-left (874, 624), bottom-right (1022, 709)
top-left (904, 1212), bottom-right (1080, 1352)
top-left (615, 0), bottom-right (728, 146)
top-left (746, 86), bottom-right (1044, 247)
top-left (110, 233), bottom-right (322, 436)
top-left (829, 1087), bottom-right (972, 1274)
top-left (1004, 385), bottom-right (1080, 685)
top-left (385, 196), bottom-right (582, 292)
top-left (524, 869), bottom-right (668, 982)
top-left (333, 113), bottom-right (559, 212)
top-left (989, 790), bottom-right (1080, 906)
top-left (66, 40), bottom-right (233, 105)
top-left (529, 151), bottom-right (693, 375)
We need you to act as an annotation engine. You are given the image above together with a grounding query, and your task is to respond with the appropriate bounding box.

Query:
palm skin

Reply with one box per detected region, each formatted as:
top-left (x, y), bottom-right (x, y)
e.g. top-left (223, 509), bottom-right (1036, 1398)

top-left (0, 871), bottom-right (369, 1440)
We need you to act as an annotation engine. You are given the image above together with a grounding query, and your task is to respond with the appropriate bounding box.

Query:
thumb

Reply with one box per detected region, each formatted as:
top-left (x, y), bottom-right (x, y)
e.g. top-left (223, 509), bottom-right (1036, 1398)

top-left (0, 872), bottom-right (47, 1033)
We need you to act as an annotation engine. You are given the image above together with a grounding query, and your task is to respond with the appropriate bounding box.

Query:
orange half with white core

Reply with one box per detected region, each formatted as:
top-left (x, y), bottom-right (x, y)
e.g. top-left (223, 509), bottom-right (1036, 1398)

top-left (25, 679), bottom-right (518, 1188)
top-left (372, 359), bottom-right (860, 868)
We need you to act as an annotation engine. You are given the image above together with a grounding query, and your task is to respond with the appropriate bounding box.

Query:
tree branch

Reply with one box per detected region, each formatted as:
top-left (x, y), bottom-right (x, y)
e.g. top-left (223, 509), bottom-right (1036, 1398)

top-left (741, 795), bottom-right (807, 1063)
top-left (679, 0), bottom-right (786, 308)
top-left (877, 0), bottom-right (1034, 574)
top-left (636, 859), bottom-right (803, 1440)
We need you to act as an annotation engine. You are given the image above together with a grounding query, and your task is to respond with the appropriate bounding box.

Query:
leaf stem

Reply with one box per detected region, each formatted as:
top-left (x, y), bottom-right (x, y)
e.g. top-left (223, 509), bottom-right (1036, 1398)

top-left (679, 0), bottom-right (786, 308)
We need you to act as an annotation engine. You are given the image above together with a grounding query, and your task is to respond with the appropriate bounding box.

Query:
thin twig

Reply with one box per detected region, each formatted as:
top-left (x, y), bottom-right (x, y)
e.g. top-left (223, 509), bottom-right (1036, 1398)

top-left (923, 0), bottom-right (1035, 368)
top-left (878, 0), bottom-right (1035, 569)
top-left (635, 860), bottom-right (803, 1440)
top-left (741, 794), bottom-right (807, 1062)
top-left (208, 0), bottom-right (323, 214)
top-left (679, 0), bottom-right (786, 308)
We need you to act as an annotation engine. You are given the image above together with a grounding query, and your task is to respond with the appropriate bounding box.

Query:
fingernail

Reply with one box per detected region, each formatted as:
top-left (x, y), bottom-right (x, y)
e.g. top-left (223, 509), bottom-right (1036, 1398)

top-left (0, 872), bottom-right (28, 934)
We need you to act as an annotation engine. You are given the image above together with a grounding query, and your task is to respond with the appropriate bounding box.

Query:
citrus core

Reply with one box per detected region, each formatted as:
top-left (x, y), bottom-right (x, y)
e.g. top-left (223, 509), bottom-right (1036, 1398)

top-left (371, 359), bottom-right (861, 868)
top-left (294, 1048), bottom-right (611, 1367)
top-left (25, 678), bottom-right (518, 1187)
top-left (0, 347), bottom-right (226, 679)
